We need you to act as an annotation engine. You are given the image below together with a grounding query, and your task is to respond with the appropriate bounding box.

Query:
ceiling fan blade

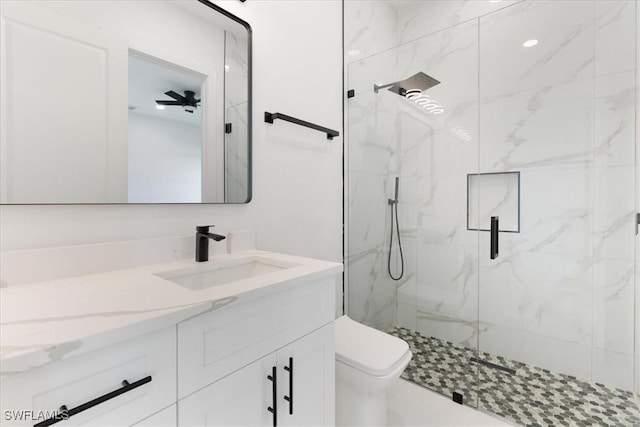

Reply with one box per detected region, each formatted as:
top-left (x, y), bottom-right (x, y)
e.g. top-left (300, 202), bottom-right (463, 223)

top-left (155, 100), bottom-right (182, 105)
top-left (164, 90), bottom-right (187, 102)
top-left (194, 98), bottom-right (201, 104)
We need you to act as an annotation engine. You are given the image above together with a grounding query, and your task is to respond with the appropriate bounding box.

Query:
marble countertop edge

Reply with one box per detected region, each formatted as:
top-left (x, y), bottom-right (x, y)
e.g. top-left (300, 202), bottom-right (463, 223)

top-left (0, 250), bottom-right (343, 375)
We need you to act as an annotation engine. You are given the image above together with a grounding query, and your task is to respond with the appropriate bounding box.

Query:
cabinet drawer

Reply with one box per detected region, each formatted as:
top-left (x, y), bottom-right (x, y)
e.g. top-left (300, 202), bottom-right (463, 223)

top-left (1, 327), bottom-right (176, 426)
top-left (177, 276), bottom-right (336, 398)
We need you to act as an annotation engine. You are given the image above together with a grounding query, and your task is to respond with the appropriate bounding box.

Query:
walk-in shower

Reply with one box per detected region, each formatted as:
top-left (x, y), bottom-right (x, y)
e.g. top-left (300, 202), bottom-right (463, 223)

top-left (345, 0), bottom-right (639, 426)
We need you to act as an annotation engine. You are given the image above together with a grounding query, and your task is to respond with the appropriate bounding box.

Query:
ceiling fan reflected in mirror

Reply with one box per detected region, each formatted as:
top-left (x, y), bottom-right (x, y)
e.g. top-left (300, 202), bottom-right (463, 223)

top-left (155, 90), bottom-right (201, 113)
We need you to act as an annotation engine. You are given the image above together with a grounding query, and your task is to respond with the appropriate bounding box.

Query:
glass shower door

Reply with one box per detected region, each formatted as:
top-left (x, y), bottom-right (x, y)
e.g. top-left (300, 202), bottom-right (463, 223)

top-left (476, 1), bottom-right (639, 425)
top-left (345, 18), bottom-right (483, 409)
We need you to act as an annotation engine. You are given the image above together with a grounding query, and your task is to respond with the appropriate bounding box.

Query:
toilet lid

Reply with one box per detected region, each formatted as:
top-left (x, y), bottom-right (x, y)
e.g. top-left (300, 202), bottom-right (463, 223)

top-left (335, 316), bottom-right (410, 376)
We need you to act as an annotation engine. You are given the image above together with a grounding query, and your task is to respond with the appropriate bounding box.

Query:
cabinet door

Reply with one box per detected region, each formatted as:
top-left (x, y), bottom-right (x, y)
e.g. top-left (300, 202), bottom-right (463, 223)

top-left (133, 405), bottom-right (176, 427)
top-left (178, 354), bottom-right (277, 427)
top-left (277, 324), bottom-right (334, 427)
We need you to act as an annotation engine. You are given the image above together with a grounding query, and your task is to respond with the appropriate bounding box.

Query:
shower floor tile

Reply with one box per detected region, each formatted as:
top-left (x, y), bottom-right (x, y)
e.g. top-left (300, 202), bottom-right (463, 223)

top-left (389, 327), bottom-right (640, 427)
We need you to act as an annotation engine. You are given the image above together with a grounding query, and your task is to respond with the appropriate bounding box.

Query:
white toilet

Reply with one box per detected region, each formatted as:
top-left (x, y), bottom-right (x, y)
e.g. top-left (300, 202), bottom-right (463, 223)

top-left (335, 315), bottom-right (412, 426)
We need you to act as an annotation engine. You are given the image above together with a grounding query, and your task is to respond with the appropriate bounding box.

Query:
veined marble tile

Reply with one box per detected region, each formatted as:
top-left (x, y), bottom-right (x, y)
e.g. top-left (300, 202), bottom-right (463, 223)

top-left (592, 258), bottom-right (635, 355)
top-left (593, 165), bottom-right (636, 261)
top-left (479, 78), bottom-right (593, 173)
top-left (396, 0), bottom-right (521, 45)
top-left (594, 71), bottom-right (636, 167)
top-left (415, 241), bottom-right (479, 321)
top-left (479, 0), bottom-right (594, 98)
top-left (347, 89), bottom-right (398, 175)
top-left (348, 173), bottom-right (391, 252)
top-left (346, 244), bottom-right (413, 330)
top-left (591, 348), bottom-right (635, 392)
top-left (479, 248), bottom-right (592, 344)
top-left (415, 308), bottom-right (480, 350)
top-left (347, 46), bottom-right (398, 95)
top-left (595, 0), bottom-right (637, 77)
top-left (395, 236), bottom-right (418, 331)
top-left (393, 175), bottom-right (418, 232)
top-left (396, 19), bottom-right (478, 103)
top-left (512, 167), bottom-right (593, 257)
top-left (346, 245), bottom-right (392, 328)
top-left (396, 109), bottom-right (426, 179)
top-left (344, 0), bottom-right (397, 64)
top-left (417, 173), bottom-right (478, 248)
top-left (413, 99), bottom-right (478, 177)
top-left (396, 300), bottom-right (415, 331)
top-left (478, 324), bottom-right (592, 381)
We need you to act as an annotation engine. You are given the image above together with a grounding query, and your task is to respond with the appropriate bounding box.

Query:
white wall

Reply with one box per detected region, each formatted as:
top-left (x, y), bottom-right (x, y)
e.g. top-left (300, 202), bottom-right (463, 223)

top-left (0, 1), bottom-right (343, 265)
top-left (128, 113), bottom-right (202, 203)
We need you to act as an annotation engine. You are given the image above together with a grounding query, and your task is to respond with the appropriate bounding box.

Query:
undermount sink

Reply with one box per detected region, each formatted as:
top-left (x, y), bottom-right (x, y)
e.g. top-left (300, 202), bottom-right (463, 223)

top-left (155, 256), bottom-right (299, 290)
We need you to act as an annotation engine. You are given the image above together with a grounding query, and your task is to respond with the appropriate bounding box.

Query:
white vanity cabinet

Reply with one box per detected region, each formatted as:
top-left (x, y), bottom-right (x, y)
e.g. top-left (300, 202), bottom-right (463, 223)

top-left (176, 276), bottom-right (336, 426)
top-left (0, 251), bottom-right (341, 427)
top-left (0, 327), bottom-right (176, 427)
top-left (178, 324), bottom-right (333, 427)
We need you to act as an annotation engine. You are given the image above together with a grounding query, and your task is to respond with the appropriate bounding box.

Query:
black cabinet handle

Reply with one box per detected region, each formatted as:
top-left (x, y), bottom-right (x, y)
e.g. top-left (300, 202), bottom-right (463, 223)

top-left (283, 357), bottom-right (293, 415)
top-left (490, 216), bottom-right (499, 260)
top-left (267, 366), bottom-right (277, 427)
top-left (33, 376), bottom-right (152, 427)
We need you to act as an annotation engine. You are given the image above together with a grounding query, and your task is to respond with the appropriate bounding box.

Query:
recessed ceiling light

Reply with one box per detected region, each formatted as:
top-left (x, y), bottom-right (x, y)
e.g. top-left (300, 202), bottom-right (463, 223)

top-left (347, 49), bottom-right (360, 57)
top-left (522, 39), bottom-right (538, 47)
top-left (155, 104), bottom-right (165, 110)
top-left (224, 65), bottom-right (230, 72)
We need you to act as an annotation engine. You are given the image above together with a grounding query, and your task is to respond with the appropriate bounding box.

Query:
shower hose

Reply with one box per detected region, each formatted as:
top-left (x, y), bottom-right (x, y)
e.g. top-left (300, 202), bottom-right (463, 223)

top-left (388, 200), bottom-right (404, 281)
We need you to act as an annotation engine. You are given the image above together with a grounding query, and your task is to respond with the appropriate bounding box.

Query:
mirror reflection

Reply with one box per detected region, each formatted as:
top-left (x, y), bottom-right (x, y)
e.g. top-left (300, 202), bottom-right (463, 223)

top-left (0, 0), bottom-right (251, 204)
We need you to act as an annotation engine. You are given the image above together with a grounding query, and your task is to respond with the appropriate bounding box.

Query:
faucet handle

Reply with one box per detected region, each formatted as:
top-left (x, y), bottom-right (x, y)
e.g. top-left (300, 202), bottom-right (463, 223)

top-left (196, 225), bottom-right (216, 233)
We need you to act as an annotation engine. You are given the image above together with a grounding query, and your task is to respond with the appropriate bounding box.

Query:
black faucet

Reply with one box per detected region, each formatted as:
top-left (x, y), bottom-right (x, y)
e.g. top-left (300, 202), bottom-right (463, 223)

top-left (195, 225), bottom-right (226, 262)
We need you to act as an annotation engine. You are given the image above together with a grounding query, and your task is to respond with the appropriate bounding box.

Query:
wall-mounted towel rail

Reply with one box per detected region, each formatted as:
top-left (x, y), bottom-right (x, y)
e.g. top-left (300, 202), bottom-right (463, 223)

top-left (264, 112), bottom-right (339, 140)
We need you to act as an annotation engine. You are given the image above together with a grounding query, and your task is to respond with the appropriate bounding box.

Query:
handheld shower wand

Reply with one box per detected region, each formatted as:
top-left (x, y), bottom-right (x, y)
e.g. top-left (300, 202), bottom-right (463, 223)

top-left (388, 177), bottom-right (404, 281)
top-left (388, 176), bottom-right (400, 205)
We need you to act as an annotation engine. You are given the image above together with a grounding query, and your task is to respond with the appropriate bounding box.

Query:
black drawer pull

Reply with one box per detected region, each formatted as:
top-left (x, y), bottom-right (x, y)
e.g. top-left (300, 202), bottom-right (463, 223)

top-left (283, 357), bottom-right (293, 415)
top-left (267, 366), bottom-right (277, 426)
top-left (33, 376), bottom-right (152, 427)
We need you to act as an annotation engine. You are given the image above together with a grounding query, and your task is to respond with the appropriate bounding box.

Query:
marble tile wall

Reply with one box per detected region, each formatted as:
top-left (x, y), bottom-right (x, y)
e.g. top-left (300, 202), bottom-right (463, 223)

top-left (345, 0), bottom-right (637, 392)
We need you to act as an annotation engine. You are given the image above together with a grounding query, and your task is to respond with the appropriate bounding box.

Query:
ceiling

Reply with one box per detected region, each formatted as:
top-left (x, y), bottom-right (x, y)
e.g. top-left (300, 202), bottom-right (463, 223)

top-left (128, 53), bottom-right (204, 126)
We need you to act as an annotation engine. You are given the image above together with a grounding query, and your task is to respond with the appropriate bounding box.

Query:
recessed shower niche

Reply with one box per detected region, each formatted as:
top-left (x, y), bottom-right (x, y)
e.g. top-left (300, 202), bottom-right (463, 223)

top-left (467, 172), bottom-right (520, 233)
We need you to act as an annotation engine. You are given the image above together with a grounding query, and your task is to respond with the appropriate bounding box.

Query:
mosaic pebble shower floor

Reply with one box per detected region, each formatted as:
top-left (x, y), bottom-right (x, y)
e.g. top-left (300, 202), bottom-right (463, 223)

top-left (388, 327), bottom-right (640, 427)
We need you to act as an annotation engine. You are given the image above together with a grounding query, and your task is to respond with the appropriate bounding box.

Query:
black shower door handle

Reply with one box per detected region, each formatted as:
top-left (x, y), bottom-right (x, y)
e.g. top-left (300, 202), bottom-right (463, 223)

top-left (490, 216), bottom-right (499, 260)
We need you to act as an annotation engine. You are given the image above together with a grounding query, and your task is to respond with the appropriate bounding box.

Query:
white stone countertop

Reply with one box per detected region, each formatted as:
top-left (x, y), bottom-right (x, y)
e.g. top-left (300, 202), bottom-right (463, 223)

top-left (0, 250), bottom-right (343, 376)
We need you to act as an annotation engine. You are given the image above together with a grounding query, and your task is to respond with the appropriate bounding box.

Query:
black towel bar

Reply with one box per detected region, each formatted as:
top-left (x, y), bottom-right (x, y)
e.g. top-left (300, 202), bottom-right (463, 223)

top-left (264, 112), bottom-right (339, 140)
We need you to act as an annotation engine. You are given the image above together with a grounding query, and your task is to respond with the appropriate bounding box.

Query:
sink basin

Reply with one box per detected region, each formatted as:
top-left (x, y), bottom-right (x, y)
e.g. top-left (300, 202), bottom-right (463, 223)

top-left (155, 256), bottom-right (299, 290)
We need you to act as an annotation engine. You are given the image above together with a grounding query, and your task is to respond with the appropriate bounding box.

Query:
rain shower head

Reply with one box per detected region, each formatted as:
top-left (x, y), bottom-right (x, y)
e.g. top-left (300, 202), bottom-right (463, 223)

top-left (374, 72), bottom-right (440, 96)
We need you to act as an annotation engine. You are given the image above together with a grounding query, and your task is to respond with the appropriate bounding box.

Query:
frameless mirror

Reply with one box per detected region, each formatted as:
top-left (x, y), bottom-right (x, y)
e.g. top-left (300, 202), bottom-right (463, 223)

top-left (0, 0), bottom-right (251, 204)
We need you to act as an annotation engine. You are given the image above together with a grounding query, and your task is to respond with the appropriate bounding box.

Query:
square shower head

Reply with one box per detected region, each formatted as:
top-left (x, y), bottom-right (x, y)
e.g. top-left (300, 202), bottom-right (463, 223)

top-left (390, 72), bottom-right (440, 95)
top-left (374, 72), bottom-right (441, 96)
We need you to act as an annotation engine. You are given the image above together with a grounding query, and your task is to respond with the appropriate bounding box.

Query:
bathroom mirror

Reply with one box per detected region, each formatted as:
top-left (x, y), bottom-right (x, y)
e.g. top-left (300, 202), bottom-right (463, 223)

top-left (0, 0), bottom-right (251, 204)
